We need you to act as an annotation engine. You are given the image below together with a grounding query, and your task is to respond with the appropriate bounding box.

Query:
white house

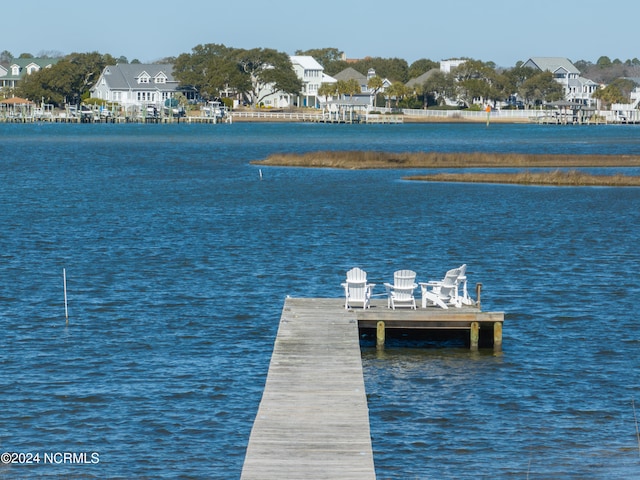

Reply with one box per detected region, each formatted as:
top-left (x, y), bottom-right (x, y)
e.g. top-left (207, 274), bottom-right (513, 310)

top-left (259, 55), bottom-right (336, 108)
top-left (522, 57), bottom-right (598, 105)
top-left (290, 55), bottom-right (325, 107)
top-left (90, 64), bottom-right (193, 111)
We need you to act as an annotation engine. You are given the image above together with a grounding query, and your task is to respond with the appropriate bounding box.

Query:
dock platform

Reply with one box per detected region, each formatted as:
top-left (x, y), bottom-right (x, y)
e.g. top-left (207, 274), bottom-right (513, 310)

top-left (241, 297), bottom-right (504, 478)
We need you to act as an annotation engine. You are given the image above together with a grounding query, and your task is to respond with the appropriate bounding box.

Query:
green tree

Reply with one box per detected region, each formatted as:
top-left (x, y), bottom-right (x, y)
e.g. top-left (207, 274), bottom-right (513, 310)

top-left (385, 81), bottom-right (410, 108)
top-left (173, 43), bottom-right (247, 101)
top-left (500, 66), bottom-right (537, 96)
top-left (235, 48), bottom-right (302, 107)
top-left (367, 75), bottom-right (384, 107)
top-left (17, 51), bottom-right (115, 106)
top-left (354, 57), bottom-right (409, 82)
top-left (0, 50), bottom-right (13, 63)
top-left (422, 70), bottom-right (456, 106)
top-left (408, 58), bottom-right (438, 79)
top-left (592, 78), bottom-right (636, 108)
top-left (592, 85), bottom-right (624, 108)
top-left (318, 82), bottom-right (338, 104)
top-left (336, 78), bottom-right (361, 99)
top-left (519, 71), bottom-right (565, 106)
top-left (295, 47), bottom-right (344, 68)
top-left (450, 60), bottom-right (499, 106)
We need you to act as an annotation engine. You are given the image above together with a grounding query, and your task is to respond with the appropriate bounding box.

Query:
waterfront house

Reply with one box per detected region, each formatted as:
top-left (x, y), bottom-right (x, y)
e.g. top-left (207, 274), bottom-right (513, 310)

top-left (0, 57), bottom-right (60, 91)
top-left (332, 67), bottom-right (391, 107)
top-left (90, 64), bottom-right (196, 114)
top-left (259, 55), bottom-right (335, 109)
top-left (290, 55), bottom-right (325, 108)
top-left (522, 57), bottom-right (598, 106)
top-left (333, 67), bottom-right (368, 94)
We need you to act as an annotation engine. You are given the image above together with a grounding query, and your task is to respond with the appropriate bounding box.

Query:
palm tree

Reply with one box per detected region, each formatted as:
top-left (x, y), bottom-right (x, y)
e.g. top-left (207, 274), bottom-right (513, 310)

top-left (367, 75), bottom-right (384, 108)
top-left (385, 82), bottom-right (409, 109)
top-left (318, 82), bottom-right (338, 105)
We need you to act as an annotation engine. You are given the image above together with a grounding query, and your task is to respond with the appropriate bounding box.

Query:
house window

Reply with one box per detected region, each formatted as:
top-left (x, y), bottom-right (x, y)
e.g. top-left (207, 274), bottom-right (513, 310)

top-left (139, 76), bottom-right (149, 84)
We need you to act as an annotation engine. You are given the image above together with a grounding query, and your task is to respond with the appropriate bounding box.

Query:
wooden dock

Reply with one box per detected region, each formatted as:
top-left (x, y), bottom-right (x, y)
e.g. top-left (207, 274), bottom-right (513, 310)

top-left (241, 297), bottom-right (504, 478)
top-left (241, 297), bottom-right (375, 479)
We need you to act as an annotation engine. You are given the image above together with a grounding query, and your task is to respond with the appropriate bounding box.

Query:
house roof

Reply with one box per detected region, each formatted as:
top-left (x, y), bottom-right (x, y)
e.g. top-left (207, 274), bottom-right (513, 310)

top-left (4, 57), bottom-right (60, 80)
top-left (333, 67), bottom-right (366, 83)
top-left (321, 72), bottom-right (337, 84)
top-left (568, 76), bottom-right (598, 87)
top-left (406, 68), bottom-right (439, 87)
top-left (97, 64), bottom-right (178, 92)
top-left (524, 57), bottom-right (580, 75)
top-left (10, 57), bottom-right (60, 69)
top-left (0, 96), bottom-right (34, 105)
top-left (290, 55), bottom-right (323, 70)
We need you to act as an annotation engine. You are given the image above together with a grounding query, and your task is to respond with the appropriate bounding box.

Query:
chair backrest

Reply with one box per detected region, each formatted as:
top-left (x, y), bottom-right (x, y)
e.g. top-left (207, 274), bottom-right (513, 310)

top-left (392, 270), bottom-right (416, 301)
top-left (440, 268), bottom-right (461, 297)
top-left (345, 268), bottom-right (368, 302)
top-left (346, 267), bottom-right (367, 283)
top-left (394, 269), bottom-right (416, 287)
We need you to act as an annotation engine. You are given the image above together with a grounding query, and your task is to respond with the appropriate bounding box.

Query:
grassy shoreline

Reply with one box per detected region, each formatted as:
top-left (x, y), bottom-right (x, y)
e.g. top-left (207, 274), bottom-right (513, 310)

top-left (404, 170), bottom-right (640, 186)
top-left (251, 151), bottom-right (640, 186)
top-left (252, 150), bottom-right (640, 169)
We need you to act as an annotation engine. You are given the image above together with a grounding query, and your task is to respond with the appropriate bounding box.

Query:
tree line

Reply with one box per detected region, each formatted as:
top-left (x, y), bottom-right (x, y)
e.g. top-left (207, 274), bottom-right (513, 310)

top-left (3, 46), bottom-right (639, 109)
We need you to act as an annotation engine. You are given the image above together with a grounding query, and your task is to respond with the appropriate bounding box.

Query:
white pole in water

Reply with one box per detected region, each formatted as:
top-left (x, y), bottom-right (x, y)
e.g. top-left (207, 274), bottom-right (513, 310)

top-left (259, 169), bottom-right (263, 180)
top-left (63, 268), bottom-right (69, 323)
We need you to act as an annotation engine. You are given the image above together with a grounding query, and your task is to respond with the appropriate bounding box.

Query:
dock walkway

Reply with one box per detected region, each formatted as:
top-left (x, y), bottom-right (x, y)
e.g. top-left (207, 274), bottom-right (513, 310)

top-left (241, 297), bottom-right (375, 479)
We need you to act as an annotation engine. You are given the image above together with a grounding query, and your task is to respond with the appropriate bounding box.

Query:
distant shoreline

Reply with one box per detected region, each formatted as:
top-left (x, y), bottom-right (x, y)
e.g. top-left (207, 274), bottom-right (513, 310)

top-left (251, 151), bottom-right (640, 186)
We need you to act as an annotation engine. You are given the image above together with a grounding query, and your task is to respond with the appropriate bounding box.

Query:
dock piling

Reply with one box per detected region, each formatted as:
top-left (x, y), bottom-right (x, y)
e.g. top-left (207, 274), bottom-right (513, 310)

top-left (493, 322), bottom-right (503, 352)
top-left (470, 322), bottom-right (480, 350)
top-left (376, 321), bottom-right (385, 349)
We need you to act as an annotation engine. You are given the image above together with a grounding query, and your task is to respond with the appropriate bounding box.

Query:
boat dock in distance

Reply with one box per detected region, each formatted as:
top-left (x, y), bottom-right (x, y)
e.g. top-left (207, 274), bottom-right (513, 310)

top-left (241, 296), bottom-right (504, 479)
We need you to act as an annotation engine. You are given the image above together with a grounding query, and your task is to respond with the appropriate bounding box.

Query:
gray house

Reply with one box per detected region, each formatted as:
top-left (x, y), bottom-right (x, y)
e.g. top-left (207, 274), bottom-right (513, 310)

top-left (90, 64), bottom-right (196, 111)
top-left (522, 57), bottom-right (598, 105)
top-left (333, 67), bottom-right (391, 106)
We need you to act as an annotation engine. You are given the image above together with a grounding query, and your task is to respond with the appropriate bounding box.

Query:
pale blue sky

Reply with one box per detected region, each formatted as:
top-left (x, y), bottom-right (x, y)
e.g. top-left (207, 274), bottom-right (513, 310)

top-left (3, 0), bottom-right (638, 67)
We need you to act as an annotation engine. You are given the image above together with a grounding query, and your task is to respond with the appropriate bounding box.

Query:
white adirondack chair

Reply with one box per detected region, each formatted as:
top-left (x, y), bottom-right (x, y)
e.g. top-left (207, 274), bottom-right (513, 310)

top-left (455, 264), bottom-right (475, 306)
top-left (419, 267), bottom-right (462, 309)
top-left (384, 270), bottom-right (417, 309)
top-left (341, 267), bottom-right (376, 309)
top-left (420, 264), bottom-right (475, 309)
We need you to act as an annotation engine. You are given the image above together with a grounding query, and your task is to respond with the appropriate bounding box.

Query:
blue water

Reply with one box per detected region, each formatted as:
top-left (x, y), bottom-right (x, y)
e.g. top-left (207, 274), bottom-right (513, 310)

top-left (1, 122), bottom-right (639, 479)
